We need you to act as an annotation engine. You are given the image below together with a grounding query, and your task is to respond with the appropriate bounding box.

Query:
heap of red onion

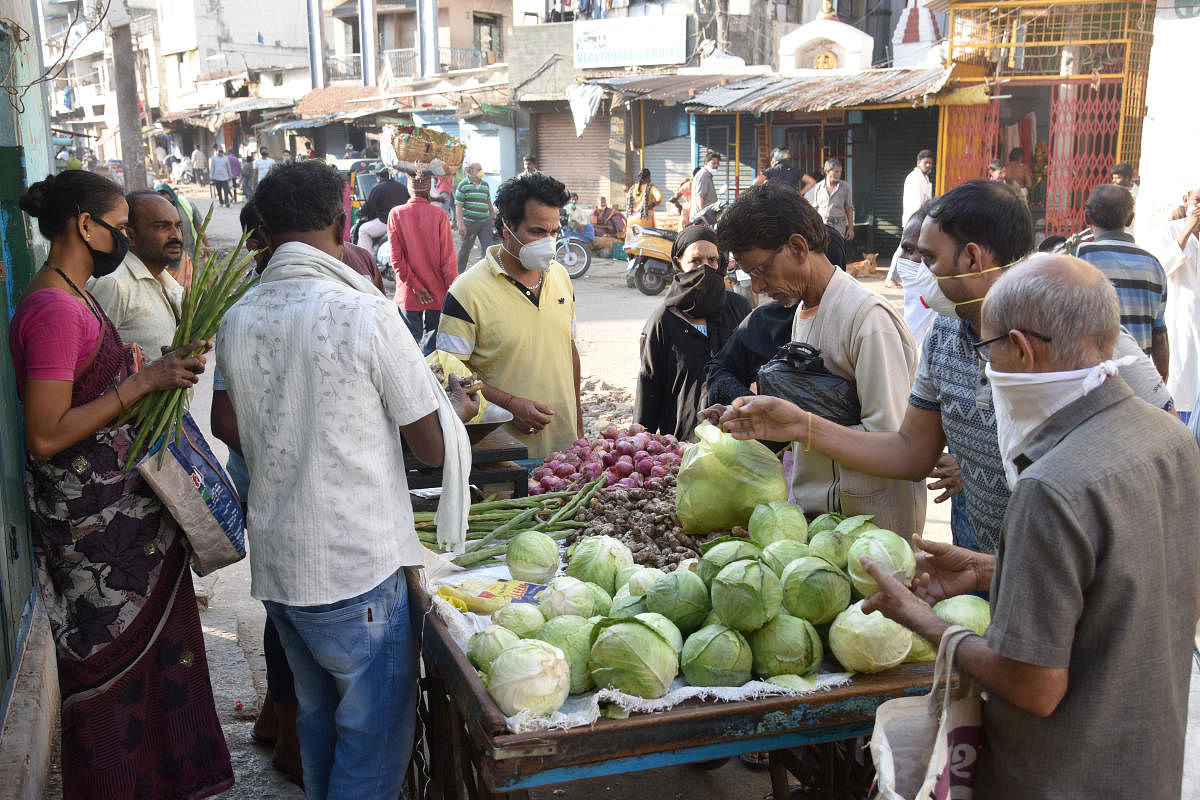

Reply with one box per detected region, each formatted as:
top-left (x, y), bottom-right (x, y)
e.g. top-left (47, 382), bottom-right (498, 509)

top-left (527, 423), bottom-right (687, 495)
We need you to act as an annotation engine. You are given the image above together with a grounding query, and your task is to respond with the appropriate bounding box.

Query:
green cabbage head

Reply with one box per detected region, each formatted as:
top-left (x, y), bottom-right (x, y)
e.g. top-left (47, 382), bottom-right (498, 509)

top-left (645, 568), bottom-right (711, 633)
top-left (933, 595), bottom-right (991, 636)
top-left (807, 529), bottom-right (852, 569)
top-left (565, 535), bottom-right (634, 595)
top-left (762, 540), bottom-right (811, 578)
top-left (680, 624), bottom-right (753, 687)
top-left (588, 619), bottom-right (679, 698)
top-left (467, 625), bottom-right (521, 672)
top-left (845, 529), bottom-right (916, 598)
top-left (748, 500), bottom-right (809, 548)
top-left (492, 602), bottom-right (546, 638)
top-left (828, 601), bottom-right (912, 673)
top-left (626, 567), bottom-right (667, 597)
top-left (750, 613), bottom-right (823, 678)
top-left (767, 674), bottom-right (818, 692)
top-left (535, 614), bottom-right (596, 694)
top-left (711, 559), bottom-right (782, 632)
top-left (780, 556), bottom-right (852, 624)
top-left (538, 580), bottom-right (607, 620)
top-left (698, 539), bottom-right (763, 586)
top-left (634, 612), bottom-right (683, 653)
top-left (506, 530), bottom-right (560, 584)
top-left (485, 639), bottom-right (571, 716)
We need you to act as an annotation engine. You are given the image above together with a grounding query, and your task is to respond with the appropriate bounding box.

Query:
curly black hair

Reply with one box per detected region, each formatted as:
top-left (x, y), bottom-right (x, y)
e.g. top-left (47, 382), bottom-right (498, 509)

top-left (926, 179), bottom-right (1034, 266)
top-left (716, 182), bottom-right (828, 256)
top-left (19, 171), bottom-right (125, 240)
top-left (253, 160), bottom-right (346, 235)
top-left (493, 172), bottom-right (570, 239)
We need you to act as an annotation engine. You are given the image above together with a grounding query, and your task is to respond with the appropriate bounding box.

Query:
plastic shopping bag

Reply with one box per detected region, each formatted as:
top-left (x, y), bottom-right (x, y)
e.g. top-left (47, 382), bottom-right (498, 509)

top-left (869, 626), bottom-right (982, 800)
top-left (757, 342), bottom-right (862, 427)
top-left (675, 421), bottom-right (789, 535)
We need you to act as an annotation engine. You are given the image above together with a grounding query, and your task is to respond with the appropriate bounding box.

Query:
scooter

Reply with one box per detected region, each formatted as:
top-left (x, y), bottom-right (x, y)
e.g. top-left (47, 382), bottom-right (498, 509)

top-left (624, 224), bottom-right (677, 296)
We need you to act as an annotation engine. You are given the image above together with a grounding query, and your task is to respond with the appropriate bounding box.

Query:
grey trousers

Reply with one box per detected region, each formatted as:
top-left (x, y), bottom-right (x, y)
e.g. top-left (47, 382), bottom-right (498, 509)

top-left (457, 217), bottom-right (495, 273)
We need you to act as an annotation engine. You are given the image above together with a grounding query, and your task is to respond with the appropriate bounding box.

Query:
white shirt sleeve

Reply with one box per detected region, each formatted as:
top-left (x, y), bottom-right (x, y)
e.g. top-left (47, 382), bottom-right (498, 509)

top-left (369, 302), bottom-right (441, 428)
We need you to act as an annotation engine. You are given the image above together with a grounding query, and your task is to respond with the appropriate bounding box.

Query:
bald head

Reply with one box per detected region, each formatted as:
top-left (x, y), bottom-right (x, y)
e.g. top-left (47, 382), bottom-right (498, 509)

top-left (984, 254), bottom-right (1120, 370)
top-left (1085, 184), bottom-right (1134, 232)
top-left (124, 191), bottom-right (183, 271)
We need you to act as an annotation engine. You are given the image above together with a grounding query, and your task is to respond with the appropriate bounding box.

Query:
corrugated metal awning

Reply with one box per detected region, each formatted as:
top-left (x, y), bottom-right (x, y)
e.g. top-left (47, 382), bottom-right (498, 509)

top-left (588, 67), bottom-right (953, 114)
top-left (202, 97), bottom-right (296, 116)
top-left (685, 67), bottom-right (952, 113)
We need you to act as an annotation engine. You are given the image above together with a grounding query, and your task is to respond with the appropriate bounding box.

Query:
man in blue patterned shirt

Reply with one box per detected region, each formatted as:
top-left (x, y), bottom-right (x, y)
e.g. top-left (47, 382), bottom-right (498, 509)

top-left (719, 180), bottom-right (1172, 554)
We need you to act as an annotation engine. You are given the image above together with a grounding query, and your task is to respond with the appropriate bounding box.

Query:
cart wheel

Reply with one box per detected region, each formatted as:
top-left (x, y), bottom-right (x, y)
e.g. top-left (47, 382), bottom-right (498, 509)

top-left (688, 757), bottom-right (730, 770)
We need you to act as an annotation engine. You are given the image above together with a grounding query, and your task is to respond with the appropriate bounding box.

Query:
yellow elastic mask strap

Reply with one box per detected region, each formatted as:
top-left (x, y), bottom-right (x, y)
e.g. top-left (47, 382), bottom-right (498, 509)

top-left (936, 259), bottom-right (1019, 307)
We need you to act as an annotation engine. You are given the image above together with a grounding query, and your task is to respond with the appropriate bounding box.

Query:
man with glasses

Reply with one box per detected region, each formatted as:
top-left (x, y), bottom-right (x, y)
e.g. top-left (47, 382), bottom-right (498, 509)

top-left (716, 179), bottom-right (1169, 555)
top-left (859, 255), bottom-right (1199, 800)
top-left (702, 183), bottom-right (925, 534)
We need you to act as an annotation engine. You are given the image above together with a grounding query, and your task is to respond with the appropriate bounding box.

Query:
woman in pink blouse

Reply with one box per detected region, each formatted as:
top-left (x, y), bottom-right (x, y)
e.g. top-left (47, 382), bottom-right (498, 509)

top-left (11, 170), bottom-right (232, 800)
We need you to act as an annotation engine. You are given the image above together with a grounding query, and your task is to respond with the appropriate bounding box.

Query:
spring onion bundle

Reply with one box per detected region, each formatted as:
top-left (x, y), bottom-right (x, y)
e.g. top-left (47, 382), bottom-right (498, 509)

top-left (121, 208), bottom-right (258, 469)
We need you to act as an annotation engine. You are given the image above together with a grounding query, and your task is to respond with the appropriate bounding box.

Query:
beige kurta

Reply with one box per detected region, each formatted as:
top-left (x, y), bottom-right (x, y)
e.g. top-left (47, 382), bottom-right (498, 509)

top-left (788, 268), bottom-right (926, 537)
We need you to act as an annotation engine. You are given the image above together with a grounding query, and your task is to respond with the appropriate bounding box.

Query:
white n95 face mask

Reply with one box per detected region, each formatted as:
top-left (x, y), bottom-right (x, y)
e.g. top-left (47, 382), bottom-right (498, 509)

top-left (503, 222), bottom-right (556, 273)
top-left (908, 260), bottom-right (1013, 319)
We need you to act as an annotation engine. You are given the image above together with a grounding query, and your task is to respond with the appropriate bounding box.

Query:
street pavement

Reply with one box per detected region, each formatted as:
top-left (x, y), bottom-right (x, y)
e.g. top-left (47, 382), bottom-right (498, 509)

top-left (43, 189), bottom-right (1199, 798)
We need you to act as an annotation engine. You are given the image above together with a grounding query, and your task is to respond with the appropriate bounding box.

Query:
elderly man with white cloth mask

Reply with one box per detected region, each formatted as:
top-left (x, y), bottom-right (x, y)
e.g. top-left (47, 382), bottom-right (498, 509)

top-left (857, 254), bottom-right (1200, 800)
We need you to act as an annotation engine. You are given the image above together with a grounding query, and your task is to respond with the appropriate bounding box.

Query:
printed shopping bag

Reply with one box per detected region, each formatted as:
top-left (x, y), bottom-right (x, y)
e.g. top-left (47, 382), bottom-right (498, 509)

top-left (138, 412), bottom-right (247, 576)
top-left (869, 625), bottom-right (982, 800)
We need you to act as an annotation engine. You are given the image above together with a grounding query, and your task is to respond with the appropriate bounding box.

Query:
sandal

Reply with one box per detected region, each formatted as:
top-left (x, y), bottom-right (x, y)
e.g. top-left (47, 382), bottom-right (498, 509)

top-left (740, 752), bottom-right (770, 770)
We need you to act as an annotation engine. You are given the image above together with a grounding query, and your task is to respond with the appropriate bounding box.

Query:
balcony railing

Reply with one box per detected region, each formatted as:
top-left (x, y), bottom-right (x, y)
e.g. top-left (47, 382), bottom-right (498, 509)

top-left (326, 53), bottom-right (363, 82)
top-left (440, 47), bottom-right (501, 71)
top-left (380, 48), bottom-right (419, 79)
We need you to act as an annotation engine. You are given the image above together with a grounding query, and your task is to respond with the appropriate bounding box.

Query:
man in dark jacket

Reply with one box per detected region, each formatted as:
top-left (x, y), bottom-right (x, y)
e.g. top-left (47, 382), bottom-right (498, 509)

top-left (361, 167), bottom-right (410, 226)
top-left (635, 226), bottom-right (751, 440)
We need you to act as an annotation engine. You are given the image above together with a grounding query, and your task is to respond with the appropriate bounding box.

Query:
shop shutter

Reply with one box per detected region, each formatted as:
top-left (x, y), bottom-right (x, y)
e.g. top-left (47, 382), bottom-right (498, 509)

top-left (535, 112), bottom-right (611, 205)
top-left (641, 135), bottom-right (693, 200)
top-left (869, 108), bottom-right (940, 257)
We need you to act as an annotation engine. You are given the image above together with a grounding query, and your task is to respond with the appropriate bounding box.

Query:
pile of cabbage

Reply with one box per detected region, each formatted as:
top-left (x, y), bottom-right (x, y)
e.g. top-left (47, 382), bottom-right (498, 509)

top-left (469, 509), bottom-right (990, 719)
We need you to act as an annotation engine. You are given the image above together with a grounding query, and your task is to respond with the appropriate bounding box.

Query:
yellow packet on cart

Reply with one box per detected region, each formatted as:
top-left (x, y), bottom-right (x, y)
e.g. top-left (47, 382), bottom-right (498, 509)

top-left (425, 351), bottom-right (487, 423)
top-left (437, 577), bottom-right (547, 615)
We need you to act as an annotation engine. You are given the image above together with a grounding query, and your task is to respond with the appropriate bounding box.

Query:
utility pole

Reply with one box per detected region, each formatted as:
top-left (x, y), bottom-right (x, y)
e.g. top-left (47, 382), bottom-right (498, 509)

top-left (417, 0), bottom-right (439, 78)
top-left (714, 0), bottom-right (729, 53)
top-left (307, 0), bottom-right (327, 89)
top-left (109, 0), bottom-right (148, 190)
top-left (359, 0), bottom-right (378, 86)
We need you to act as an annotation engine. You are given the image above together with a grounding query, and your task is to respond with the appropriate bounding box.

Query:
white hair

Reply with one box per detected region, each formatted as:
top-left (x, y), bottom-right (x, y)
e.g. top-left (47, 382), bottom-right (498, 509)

top-left (984, 255), bottom-right (1120, 369)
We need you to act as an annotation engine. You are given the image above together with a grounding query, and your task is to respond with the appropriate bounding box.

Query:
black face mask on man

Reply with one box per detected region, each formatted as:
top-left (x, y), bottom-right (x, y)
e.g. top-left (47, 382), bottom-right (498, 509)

top-left (85, 216), bottom-right (131, 277)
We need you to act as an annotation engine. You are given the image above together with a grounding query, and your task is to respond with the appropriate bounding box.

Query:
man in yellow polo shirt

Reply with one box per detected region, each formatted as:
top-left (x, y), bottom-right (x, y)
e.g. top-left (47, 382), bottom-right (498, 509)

top-left (437, 172), bottom-right (584, 458)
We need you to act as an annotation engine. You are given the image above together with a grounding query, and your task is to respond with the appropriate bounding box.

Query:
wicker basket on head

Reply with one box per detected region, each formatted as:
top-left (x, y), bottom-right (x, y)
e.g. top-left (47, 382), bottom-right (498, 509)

top-left (392, 126), bottom-right (437, 164)
top-left (439, 142), bottom-right (466, 174)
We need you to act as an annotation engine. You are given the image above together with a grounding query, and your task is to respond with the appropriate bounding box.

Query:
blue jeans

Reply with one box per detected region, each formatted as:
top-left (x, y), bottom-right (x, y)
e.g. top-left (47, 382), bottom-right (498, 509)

top-left (264, 569), bottom-right (418, 800)
top-left (401, 308), bottom-right (440, 355)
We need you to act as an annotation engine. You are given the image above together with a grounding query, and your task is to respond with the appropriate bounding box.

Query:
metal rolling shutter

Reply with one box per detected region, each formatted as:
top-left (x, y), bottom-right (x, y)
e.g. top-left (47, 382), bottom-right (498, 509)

top-left (869, 108), bottom-right (940, 257)
top-left (535, 112), bottom-right (611, 204)
top-left (642, 135), bottom-right (693, 199)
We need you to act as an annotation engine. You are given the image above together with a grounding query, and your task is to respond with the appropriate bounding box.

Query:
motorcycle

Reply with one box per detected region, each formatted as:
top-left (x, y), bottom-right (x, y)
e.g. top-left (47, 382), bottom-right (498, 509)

top-left (624, 193), bottom-right (732, 297)
top-left (556, 223), bottom-right (592, 279)
top-left (624, 224), bottom-right (676, 295)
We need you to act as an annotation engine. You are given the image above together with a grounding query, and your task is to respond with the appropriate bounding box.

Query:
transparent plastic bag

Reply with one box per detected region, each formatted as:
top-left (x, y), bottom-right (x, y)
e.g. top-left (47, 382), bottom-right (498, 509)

top-left (675, 421), bottom-right (789, 535)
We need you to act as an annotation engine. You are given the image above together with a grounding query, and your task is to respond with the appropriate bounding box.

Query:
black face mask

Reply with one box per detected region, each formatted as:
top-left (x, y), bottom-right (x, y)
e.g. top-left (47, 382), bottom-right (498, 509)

top-left (664, 265), bottom-right (726, 319)
top-left (86, 217), bottom-right (131, 278)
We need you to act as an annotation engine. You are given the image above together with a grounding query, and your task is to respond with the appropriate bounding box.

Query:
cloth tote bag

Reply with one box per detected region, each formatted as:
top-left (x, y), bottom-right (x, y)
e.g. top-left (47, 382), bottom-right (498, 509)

top-left (869, 625), bottom-right (982, 800)
top-left (138, 411), bottom-right (247, 576)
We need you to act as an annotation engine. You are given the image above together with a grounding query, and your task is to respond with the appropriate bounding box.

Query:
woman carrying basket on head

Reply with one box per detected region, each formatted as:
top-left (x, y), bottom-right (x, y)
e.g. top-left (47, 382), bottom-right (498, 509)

top-left (10, 171), bottom-right (232, 800)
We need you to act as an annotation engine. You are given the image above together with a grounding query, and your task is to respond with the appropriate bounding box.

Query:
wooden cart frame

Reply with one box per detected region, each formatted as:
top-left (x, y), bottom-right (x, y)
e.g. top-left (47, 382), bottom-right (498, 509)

top-left (406, 571), bottom-right (936, 800)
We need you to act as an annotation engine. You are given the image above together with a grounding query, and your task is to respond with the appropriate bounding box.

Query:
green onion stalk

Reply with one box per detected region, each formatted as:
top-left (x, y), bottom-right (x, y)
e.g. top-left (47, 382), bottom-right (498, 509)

top-left (121, 208), bottom-right (259, 470)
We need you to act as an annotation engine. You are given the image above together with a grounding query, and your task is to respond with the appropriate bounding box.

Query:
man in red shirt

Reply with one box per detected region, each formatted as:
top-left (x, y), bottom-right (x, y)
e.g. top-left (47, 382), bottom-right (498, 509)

top-left (388, 172), bottom-right (457, 353)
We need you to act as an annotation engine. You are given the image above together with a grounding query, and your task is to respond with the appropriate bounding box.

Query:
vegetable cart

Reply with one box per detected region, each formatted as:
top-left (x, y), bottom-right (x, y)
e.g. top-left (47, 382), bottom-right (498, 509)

top-left (404, 569), bottom-right (936, 800)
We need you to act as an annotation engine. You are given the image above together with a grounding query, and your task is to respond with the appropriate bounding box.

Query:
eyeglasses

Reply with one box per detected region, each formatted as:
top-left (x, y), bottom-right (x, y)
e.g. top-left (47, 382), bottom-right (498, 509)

top-left (742, 246), bottom-right (783, 279)
top-left (972, 329), bottom-right (1052, 362)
